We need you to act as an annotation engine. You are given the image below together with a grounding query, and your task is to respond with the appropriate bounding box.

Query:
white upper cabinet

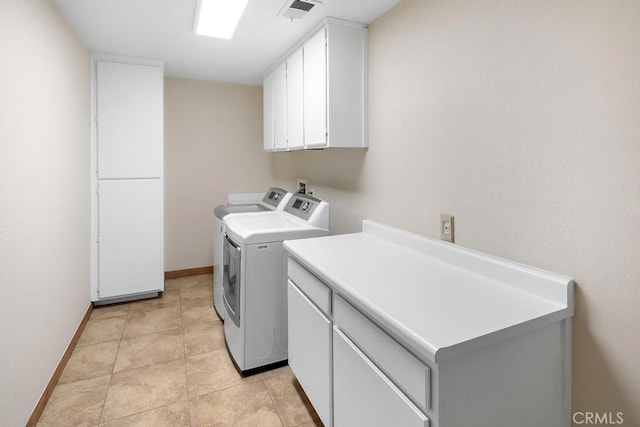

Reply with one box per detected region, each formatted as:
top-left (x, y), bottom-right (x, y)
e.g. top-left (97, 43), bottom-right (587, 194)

top-left (303, 28), bottom-right (328, 148)
top-left (263, 18), bottom-right (368, 151)
top-left (324, 21), bottom-right (368, 148)
top-left (287, 47), bottom-right (305, 150)
top-left (263, 72), bottom-right (274, 151)
top-left (273, 61), bottom-right (288, 151)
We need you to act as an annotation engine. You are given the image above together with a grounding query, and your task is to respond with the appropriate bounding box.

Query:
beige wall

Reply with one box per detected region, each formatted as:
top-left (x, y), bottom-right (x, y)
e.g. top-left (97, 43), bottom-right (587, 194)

top-left (0, 1), bottom-right (90, 425)
top-left (273, 0), bottom-right (640, 423)
top-left (164, 78), bottom-right (273, 271)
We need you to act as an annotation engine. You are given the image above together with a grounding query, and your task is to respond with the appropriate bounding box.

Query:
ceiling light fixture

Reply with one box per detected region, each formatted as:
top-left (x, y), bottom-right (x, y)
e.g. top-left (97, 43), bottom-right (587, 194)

top-left (194, 0), bottom-right (248, 40)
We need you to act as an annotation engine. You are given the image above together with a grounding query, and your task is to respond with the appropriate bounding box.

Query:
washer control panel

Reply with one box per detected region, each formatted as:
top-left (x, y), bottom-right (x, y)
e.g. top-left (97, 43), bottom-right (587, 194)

top-left (262, 187), bottom-right (288, 209)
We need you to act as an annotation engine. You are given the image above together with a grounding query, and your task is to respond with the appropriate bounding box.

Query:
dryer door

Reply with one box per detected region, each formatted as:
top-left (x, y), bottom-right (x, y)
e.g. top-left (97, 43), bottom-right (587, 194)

top-left (223, 234), bottom-right (242, 327)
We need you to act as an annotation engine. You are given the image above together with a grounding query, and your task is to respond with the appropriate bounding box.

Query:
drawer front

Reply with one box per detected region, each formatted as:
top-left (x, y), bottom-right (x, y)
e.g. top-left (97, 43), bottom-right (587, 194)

top-left (288, 258), bottom-right (331, 315)
top-left (333, 295), bottom-right (431, 412)
top-left (288, 281), bottom-right (333, 427)
top-left (333, 327), bottom-right (429, 427)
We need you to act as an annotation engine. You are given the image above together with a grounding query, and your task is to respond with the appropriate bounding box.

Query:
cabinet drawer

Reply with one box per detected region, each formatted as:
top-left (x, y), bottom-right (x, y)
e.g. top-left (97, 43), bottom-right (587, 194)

top-left (333, 327), bottom-right (429, 427)
top-left (288, 258), bottom-right (331, 315)
top-left (333, 295), bottom-right (431, 413)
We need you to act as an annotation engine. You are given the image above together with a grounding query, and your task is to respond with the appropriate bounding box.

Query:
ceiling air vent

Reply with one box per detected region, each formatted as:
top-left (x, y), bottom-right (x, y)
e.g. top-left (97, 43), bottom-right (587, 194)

top-left (278, 0), bottom-right (322, 20)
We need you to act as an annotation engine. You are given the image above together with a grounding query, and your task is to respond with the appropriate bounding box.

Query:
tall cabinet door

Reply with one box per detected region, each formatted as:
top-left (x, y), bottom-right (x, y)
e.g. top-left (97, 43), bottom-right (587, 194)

top-left (96, 60), bottom-right (163, 178)
top-left (303, 28), bottom-right (327, 148)
top-left (97, 179), bottom-right (163, 299)
top-left (273, 61), bottom-right (288, 151)
top-left (286, 48), bottom-right (304, 150)
top-left (263, 71), bottom-right (275, 151)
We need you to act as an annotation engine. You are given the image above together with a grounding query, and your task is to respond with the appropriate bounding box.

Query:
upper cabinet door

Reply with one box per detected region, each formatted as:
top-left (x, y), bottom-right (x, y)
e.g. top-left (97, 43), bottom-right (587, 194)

top-left (303, 28), bottom-right (328, 148)
top-left (287, 48), bottom-right (304, 150)
top-left (96, 61), bottom-right (163, 179)
top-left (263, 71), bottom-right (275, 151)
top-left (273, 61), bottom-right (288, 151)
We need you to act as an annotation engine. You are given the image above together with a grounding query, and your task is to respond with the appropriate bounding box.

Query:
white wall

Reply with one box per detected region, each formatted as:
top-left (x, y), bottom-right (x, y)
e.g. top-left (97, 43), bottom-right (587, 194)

top-left (164, 78), bottom-right (272, 271)
top-left (273, 0), bottom-right (640, 423)
top-left (0, 1), bottom-right (90, 425)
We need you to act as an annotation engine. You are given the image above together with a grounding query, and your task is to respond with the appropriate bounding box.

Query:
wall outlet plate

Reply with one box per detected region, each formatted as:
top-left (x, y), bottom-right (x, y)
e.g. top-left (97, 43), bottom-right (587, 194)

top-left (440, 214), bottom-right (455, 243)
top-left (296, 179), bottom-right (307, 194)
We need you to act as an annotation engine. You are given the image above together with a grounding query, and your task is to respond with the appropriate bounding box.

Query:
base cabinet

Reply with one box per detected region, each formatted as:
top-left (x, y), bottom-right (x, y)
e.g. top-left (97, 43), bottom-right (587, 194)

top-left (288, 258), bottom-right (430, 427)
top-left (333, 328), bottom-right (430, 427)
top-left (286, 254), bottom-right (571, 427)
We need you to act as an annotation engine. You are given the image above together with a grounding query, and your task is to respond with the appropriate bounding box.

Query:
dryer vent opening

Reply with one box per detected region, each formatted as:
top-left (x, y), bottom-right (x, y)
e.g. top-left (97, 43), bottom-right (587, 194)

top-left (278, 0), bottom-right (322, 20)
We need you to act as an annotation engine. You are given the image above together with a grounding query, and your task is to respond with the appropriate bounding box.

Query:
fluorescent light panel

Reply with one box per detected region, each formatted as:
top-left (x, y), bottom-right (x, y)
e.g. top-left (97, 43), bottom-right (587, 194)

top-left (195, 0), bottom-right (248, 39)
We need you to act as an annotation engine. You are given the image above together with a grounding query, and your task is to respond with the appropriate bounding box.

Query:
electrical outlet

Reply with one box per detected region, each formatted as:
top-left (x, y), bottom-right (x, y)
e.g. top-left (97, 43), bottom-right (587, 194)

top-left (440, 214), bottom-right (455, 243)
top-left (296, 179), bottom-right (307, 194)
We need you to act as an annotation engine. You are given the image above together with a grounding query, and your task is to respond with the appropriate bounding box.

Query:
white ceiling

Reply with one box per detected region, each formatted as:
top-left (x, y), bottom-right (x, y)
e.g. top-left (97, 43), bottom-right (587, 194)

top-left (50, 0), bottom-right (401, 85)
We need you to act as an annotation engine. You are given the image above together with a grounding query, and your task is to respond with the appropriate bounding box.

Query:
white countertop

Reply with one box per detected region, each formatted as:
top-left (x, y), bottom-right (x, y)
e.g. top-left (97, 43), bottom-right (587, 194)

top-left (284, 220), bottom-right (573, 363)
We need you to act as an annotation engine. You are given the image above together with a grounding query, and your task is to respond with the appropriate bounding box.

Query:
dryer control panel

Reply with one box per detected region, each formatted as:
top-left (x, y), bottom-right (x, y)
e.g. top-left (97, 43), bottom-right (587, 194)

top-left (285, 194), bottom-right (321, 221)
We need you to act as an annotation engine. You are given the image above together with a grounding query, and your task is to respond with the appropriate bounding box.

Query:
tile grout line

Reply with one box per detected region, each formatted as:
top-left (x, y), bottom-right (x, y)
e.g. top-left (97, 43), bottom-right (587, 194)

top-left (106, 349), bottom-right (186, 376)
top-left (97, 303), bottom-right (130, 425)
top-left (56, 340), bottom-right (120, 386)
top-left (179, 277), bottom-right (195, 427)
top-left (98, 401), bottom-right (181, 426)
top-left (188, 372), bottom-right (263, 401)
top-left (263, 377), bottom-right (287, 427)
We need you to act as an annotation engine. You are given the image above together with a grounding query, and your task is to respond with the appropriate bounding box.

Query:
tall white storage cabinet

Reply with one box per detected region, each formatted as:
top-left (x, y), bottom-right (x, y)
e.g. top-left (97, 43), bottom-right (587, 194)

top-left (91, 56), bottom-right (164, 303)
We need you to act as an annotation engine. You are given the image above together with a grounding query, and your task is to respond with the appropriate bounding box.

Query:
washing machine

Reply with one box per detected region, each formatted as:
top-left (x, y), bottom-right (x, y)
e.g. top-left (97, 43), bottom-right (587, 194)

top-left (222, 193), bottom-right (329, 374)
top-left (213, 187), bottom-right (291, 320)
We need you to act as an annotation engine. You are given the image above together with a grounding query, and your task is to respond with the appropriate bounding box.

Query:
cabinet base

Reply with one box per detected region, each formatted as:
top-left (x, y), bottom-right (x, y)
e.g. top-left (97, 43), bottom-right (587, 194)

top-left (92, 291), bottom-right (159, 306)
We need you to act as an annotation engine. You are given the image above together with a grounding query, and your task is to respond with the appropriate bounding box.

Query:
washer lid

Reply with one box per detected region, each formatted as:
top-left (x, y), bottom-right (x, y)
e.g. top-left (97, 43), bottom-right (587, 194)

top-left (214, 203), bottom-right (268, 220)
top-left (224, 211), bottom-right (329, 244)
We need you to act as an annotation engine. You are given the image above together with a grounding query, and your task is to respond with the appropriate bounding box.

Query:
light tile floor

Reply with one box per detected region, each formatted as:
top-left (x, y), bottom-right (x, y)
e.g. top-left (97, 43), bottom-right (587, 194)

top-left (38, 274), bottom-right (322, 427)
